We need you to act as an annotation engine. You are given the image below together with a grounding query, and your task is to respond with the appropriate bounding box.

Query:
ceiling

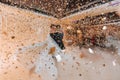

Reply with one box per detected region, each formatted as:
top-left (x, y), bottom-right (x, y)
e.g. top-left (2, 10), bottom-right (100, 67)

top-left (0, 0), bottom-right (114, 18)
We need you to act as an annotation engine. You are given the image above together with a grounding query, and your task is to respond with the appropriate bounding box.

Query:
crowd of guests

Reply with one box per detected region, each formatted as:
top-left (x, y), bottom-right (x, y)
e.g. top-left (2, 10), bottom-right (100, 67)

top-left (65, 0), bottom-right (114, 16)
top-left (0, 0), bottom-right (114, 18)
top-left (74, 12), bottom-right (120, 26)
top-left (65, 24), bottom-right (120, 49)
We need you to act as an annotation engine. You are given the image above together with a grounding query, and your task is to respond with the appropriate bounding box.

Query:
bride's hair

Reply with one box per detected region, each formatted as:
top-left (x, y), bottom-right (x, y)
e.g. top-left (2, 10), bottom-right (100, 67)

top-left (50, 24), bottom-right (55, 28)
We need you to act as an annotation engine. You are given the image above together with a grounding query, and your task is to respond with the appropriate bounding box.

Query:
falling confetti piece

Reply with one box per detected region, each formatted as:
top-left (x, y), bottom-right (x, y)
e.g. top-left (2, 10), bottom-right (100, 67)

top-left (118, 53), bottom-right (120, 56)
top-left (55, 54), bottom-right (62, 62)
top-left (103, 64), bottom-right (106, 67)
top-left (112, 60), bottom-right (116, 66)
top-left (88, 48), bottom-right (94, 54)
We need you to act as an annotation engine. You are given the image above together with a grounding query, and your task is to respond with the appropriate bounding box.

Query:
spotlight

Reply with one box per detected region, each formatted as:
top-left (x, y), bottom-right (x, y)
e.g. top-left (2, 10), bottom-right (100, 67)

top-left (55, 54), bottom-right (62, 62)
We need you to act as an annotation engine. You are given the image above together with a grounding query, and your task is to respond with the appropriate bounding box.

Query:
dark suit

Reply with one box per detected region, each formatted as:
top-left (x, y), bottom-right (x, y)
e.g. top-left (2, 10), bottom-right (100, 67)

top-left (50, 32), bottom-right (65, 50)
